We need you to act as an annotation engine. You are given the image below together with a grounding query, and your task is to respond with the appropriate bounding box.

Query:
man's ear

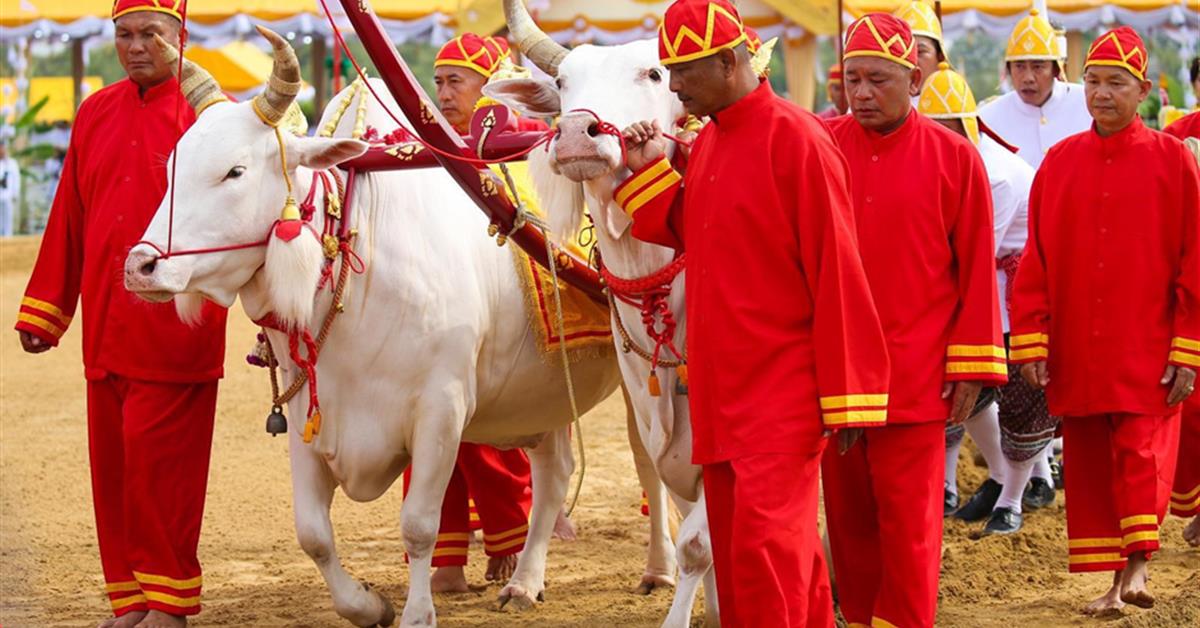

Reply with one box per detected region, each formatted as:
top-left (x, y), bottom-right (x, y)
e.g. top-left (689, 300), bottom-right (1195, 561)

top-left (910, 67), bottom-right (925, 97)
top-left (483, 79), bottom-right (562, 118)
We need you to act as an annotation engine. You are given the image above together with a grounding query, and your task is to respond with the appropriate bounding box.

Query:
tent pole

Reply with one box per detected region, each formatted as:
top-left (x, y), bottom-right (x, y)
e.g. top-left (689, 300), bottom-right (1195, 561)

top-left (72, 38), bottom-right (84, 112)
top-left (312, 36), bottom-right (328, 115)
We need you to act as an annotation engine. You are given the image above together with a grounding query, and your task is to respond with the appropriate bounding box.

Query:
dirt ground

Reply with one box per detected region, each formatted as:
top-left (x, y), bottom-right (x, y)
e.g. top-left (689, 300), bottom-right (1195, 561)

top-left (1, 235), bottom-right (1197, 627)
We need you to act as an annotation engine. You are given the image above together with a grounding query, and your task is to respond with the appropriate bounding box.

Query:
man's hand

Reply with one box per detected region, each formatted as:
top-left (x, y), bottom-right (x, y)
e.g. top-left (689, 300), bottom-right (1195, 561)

top-left (837, 427), bottom-right (863, 455)
top-left (18, 330), bottom-right (51, 354)
top-left (622, 120), bottom-right (667, 172)
top-left (942, 381), bottom-right (983, 425)
top-left (1021, 360), bottom-right (1050, 389)
top-left (1163, 364), bottom-right (1197, 406)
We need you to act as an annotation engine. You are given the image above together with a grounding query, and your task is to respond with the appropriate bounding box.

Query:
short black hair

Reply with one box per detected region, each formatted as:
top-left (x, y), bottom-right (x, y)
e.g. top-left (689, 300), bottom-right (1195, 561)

top-left (1191, 57), bottom-right (1200, 84)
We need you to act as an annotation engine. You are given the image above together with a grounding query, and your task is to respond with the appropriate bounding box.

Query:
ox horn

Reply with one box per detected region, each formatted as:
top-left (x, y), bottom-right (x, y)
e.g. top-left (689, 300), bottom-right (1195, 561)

top-left (152, 34), bottom-right (226, 115)
top-left (252, 26), bottom-right (303, 127)
top-left (503, 0), bottom-right (568, 77)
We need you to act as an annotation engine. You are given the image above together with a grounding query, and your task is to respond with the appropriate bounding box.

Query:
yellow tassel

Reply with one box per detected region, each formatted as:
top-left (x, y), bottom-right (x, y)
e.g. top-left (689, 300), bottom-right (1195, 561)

top-left (676, 364), bottom-right (688, 386)
top-left (648, 372), bottom-right (661, 397)
top-left (279, 197), bottom-right (301, 221)
top-left (311, 410), bottom-right (322, 435)
top-left (302, 419), bottom-right (315, 444)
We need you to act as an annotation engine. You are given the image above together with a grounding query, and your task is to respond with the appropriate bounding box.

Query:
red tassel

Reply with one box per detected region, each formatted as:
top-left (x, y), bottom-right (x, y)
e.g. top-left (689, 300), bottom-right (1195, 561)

top-left (676, 364), bottom-right (688, 386)
top-left (274, 219), bottom-right (304, 242)
top-left (648, 372), bottom-right (661, 397)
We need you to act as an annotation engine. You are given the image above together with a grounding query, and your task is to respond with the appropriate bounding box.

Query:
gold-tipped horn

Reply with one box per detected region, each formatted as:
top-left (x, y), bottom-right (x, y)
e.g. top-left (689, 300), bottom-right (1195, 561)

top-left (152, 34), bottom-right (227, 116)
top-left (252, 26), bottom-right (303, 127)
top-left (502, 0), bottom-right (568, 77)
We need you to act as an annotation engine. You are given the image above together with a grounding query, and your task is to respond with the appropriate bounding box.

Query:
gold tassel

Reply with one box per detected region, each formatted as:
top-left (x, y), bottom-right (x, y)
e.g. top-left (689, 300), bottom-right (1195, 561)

top-left (311, 410), bottom-right (322, 435)
top-left (302, 419), bottom-right (315, 444)
top-left (648, 372), bottom-right (661, 397)
top-left (676, 364), bottom-right (688, 386)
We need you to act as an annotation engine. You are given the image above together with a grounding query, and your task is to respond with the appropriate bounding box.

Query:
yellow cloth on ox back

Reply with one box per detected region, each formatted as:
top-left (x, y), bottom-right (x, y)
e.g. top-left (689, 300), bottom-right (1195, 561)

top-left (491, 161), bottom-right (613, 359)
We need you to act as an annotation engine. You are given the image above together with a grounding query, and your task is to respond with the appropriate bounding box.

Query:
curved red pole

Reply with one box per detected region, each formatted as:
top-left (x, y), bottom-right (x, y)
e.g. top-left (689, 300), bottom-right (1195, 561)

top-left (334, 0), bottom-right (604, 303)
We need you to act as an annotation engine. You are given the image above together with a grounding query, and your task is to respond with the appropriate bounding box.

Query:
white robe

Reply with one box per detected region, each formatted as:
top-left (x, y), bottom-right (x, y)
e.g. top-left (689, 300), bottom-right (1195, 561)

top-left (979, 135), bottom-right (1034, 333)
top-left (978, 81), bottom-right (1091, 170)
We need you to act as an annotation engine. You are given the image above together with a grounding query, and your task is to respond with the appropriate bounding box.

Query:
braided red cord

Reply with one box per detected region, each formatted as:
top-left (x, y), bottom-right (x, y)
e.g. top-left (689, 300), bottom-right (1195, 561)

top-left (601, 256), bottom-right (687, 367)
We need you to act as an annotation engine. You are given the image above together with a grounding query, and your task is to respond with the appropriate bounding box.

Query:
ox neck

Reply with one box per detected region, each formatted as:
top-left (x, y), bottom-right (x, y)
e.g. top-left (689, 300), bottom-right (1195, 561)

top-left (585, 186), bottom-right (676, 281)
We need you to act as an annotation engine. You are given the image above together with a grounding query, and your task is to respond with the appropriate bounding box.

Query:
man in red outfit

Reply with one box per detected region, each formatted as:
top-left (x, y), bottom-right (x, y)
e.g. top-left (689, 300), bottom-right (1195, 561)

top-left (399, 33), bottom-right (539, 593)
top-left (1163, 110), bottom-right (1200, 548)
top-left (1010, 26), bottom-right (1200, 613)
top-left (14, 2), bottom-right (226, 627)
top-left (824, 14), bottom-right (1007, 628)
top-left (618, 1), bottom-right (892, 624)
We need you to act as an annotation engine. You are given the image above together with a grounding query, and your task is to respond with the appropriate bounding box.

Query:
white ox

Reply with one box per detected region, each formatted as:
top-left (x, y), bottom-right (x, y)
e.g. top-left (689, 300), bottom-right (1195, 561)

top-left (121, 29), bottom-right (644, 627)
top-left (485, 2), bottom-right (718, 626)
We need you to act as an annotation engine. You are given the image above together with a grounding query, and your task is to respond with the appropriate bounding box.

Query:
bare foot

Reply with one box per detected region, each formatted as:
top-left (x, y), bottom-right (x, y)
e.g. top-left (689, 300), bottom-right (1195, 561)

top-left (1184, 515), bottom-right (1200, 548)
top-left (133, 610), bottom-right (186, 628)
top-left (552, 508), bottom-right (577, 541)
top-left (1119, 552), bottom-right (1155, 609)
top-left (485, 553), bottom-right (517, 582)
top-left (98, 611), bottom-right (147, 628)
top-left (430, 565), bottom-right (471, 593)
top-left (1082, 571), bottom-right (1125, 616)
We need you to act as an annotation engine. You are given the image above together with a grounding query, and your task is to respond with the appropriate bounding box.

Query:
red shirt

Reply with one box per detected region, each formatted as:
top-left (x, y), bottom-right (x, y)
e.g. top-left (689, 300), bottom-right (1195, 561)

top-left (15, 78), bottom-right (227, 383)
top-left (1165, 110), bottom-right (1200, 141)
top-left (1010, 118), bottom-right (1200, 416)
top-left (828, 112), bottom-right (1007, 424)
top-left (615, 81), bottom-right (891, 464)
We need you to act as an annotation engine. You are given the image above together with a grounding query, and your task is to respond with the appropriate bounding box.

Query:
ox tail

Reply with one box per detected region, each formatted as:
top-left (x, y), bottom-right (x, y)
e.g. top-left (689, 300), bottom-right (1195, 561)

top-left (528, 148), bottom-right (586, 245)
top-left (173, 293), bottom-right (207, 327)
top-left (264, 229), bottom-right (324, 330)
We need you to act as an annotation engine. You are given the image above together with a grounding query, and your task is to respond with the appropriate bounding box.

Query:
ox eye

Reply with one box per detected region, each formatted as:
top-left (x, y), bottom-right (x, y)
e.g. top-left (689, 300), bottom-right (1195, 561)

top-left (223, 166), bottom-right (246, 181)
top-left (648, 69), bottom-right (663, 83)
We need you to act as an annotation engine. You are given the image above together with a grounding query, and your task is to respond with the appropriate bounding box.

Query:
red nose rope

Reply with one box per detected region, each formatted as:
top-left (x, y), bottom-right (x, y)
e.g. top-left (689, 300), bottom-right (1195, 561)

top-left (599, 254), bottom-right (688, 397)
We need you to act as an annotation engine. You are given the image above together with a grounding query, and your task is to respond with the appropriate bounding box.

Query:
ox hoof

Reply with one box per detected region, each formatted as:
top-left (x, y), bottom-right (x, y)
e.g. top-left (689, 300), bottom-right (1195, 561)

top-left (352, 581), bottom-right (397, 628)
top-left (495, 584), bottom-right (543, 611)
top-left (635, 573), bottom-right (675, 595)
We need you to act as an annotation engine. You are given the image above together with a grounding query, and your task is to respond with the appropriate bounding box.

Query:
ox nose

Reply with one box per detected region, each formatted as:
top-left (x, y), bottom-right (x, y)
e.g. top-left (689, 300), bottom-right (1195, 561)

top-left (125, 249), bottom-right (159, 281)
top-left (554, 113), bottom-right (604, 162)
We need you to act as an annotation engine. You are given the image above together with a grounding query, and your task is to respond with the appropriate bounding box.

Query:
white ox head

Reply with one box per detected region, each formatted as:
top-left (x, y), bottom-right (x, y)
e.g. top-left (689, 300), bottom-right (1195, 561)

top-left (483, 0), bottom-right (684, 241)
top-left (125, 28), bottom-right (366, 327)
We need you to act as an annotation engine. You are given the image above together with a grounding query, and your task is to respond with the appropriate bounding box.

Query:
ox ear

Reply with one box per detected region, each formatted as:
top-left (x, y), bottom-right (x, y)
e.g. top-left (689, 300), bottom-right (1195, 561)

top-left (295, 137), bottom-right (369, 171)
top-left (483, 78), bottom-right (561, 117)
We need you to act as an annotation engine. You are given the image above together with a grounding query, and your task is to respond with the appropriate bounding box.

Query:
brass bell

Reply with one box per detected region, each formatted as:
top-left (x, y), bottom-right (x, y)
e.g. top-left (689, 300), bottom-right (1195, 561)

top-left (266, 405), bottom-right (288, 436)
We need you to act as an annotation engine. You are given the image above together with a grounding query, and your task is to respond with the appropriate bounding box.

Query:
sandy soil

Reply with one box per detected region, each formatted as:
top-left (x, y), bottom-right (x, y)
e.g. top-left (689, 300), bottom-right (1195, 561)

top-left (1, 235), bottom-right (1196, 627)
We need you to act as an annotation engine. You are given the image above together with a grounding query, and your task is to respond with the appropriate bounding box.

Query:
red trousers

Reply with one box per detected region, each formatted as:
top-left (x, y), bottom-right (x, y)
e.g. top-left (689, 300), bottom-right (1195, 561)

top-left (403, 443), bottom-right (531, 567)
top-left (88, 376), bottom-right (218, 617)
top-left (823, 422), bottom-right (945, 628)
top-left (703, 450), bottom-right (834, 628)
top-left (1171, 401), bottom-right (1200, 518)
top-left (1062, 412), bottom-right (1181, 573)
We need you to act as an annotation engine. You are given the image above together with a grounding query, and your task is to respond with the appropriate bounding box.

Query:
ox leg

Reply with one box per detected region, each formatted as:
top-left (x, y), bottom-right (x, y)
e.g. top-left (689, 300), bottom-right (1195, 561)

top-left (399, 414), bottom-right (464, 628)
top-left (626, 392), bottom-right (676, 595)
top-left (498, 426), bottom-right (573, 610)
top-left (663, 494), bottom-right (715, 628)
top-left (291, 439), bottom-right (396, 627)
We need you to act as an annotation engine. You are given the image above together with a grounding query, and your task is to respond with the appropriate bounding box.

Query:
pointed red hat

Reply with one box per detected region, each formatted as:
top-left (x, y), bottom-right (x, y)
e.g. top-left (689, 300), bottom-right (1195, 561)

top-left (658, 0), bottom-right (747, 66)
top-left (435, 33), bottom-right (502, 78)
top-left (843, 13), bottom-right (918, 70)
top-left (1085, 26), bottom-right (1148, 81)
top-left (112, 0), bottom-right (185, 21)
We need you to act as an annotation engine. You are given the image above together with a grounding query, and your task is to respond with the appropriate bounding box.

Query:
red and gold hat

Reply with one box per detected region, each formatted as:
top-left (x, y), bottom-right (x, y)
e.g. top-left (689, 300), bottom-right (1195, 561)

top-left (1085, 26), bottom-right (1148, 81)
top-left (829, 64), bottom-right (844, 83)
top-left (485, 36), bottom-right (512, 63)
top-left (658, 0), bottom-right (747, 66)
top-left (843, 13), bottom-right (917, 70)
top-left (745, 26), bottom-right (763, 55)
top-left (435, 33), bottom-right (502, 79)
top-left (112, 0), bottom-right (185, 21)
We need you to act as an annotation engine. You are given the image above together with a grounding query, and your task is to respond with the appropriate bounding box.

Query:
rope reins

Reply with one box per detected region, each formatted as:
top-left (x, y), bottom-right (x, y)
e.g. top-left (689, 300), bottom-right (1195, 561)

top-left (599, 254), bottom-right (688, 397)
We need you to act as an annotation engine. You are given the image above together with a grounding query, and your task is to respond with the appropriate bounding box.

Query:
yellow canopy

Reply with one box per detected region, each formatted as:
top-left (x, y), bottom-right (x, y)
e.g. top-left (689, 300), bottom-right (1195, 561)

top-left (1, 77), bottom-right (104, 123)
top-left (184, 41), bottom-right (274, 92)
top-left (0, 1), bottom-right (466, 27)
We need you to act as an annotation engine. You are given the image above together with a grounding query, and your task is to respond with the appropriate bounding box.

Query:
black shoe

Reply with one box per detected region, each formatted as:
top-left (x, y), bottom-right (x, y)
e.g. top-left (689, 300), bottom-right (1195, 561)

top-left (954, 478), bottom-right (1002, 522)
top-left (982, 507), bottom-right (1023, 536)
top-left (944, 488), bottom-right (959, 517)
top-left (1023, 477), bottom-right (1056, 510)
top-left (1050, 457), bottom-right (1064, 489)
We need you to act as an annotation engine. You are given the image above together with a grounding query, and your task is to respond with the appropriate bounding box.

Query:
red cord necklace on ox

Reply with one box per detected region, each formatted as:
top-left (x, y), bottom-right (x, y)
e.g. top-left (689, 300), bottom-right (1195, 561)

top-left (598, 252), bottom-right (688, 397)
